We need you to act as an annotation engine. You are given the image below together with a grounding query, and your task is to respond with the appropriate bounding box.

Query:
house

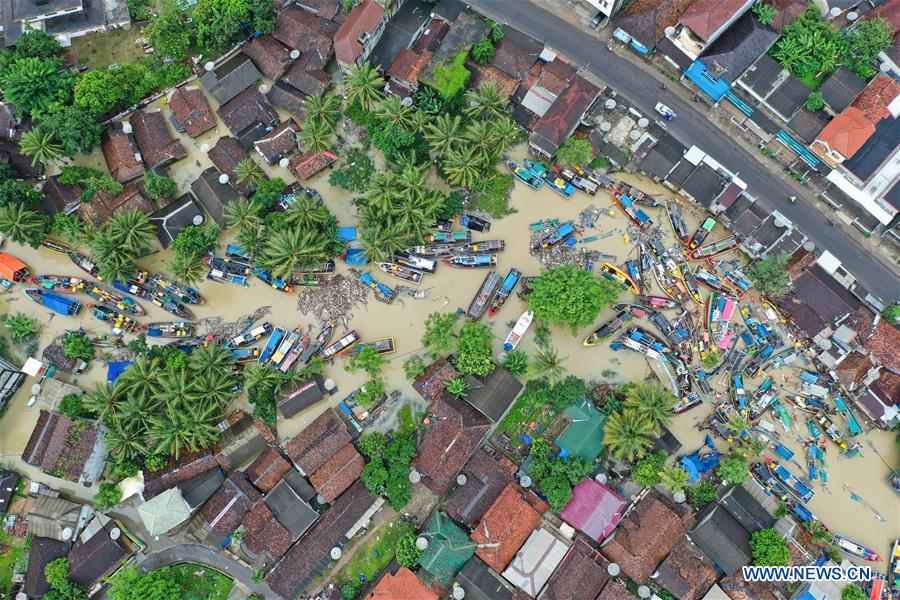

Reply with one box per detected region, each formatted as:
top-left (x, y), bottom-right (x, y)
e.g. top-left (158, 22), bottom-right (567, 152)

top-left (255, 119), bottom-right (301, 165)
top-left (598, 580), bottom-right (634, 599)
top-left (819, 67), bottom-right (867, 115)
top-left (77, 184), bottom-right (155, 227)
top-left (560, 479), bottom-right (626, 543)
top-left (191, 167), bottom-right (241, 226)
top-left (334, 0), bottom-right (387, 72)
top-left (680, 163), bottom-right (729, 210)
top-left (27, 495), bottom-right (89, 541)
top-left (282, 60), bottom-right (332, 99)
top-left (0, 469), bottom-right (19, 514)
top-left (243, 35), bottom-right (295, 80)
top-left (22, 410), bottom-right (102, 483)
top-left (308, 442), bottom-right (364, 502)
top-left (168, 87), bottom-right (216, 139)
top-left (860, 0), bottom-right (900, 77)
top-left (142, 449), bottom-right (220, 499)
top-left (421, 9), bottom-right (489, 91)
top-left (365, 567), bottom-right (438, 600)
top-left (491, 25), bottom-right (542, 81)
top-left (653, 540), bottom-right (719, 599)
top-left (0, 357), bottom-right (25, 413)
top-left (266, 481), bottom-right (379, 598)
top-left (138, 487), bottom-right (193, 537)
top-left (600, 490), bottom-right (695, 584)
top-left (178, 467), bottom-right (227, 510)
top-left (214, 410), bottom-right (276, 471)
top-left (519, 58), bottom-right (577, 119)
top-left (471, 483), bottom-right (545, 573)
top-left (612, 0), bottom-right (696, 54)
top-left (241, 475), bottom-right (319, 562)
top-left (101, 122), bottom-right (144, 183)
top-left (774, 262), bottom-right (863, 339)
top-left (857, 369), bottom-right (900, 427)
top-left (501, 526), bottom-right (569, 596)
top-left (189, 473), bottom-right (261, 546)
top-left (240, 502), bottom-right (294, 563)
top-left (283, 407), bottom-right (353, 475)
top-left (276, 376), bottom-right (327, 419)
top-left (290, 148), bottom-right (339, 179)
top-left (245, 447), bottom-right (294, 493)
top-left (661, 0), bottom-right (754, 67)
top-left (0, 0), bottom-right (129, 47)
top-left (273, 5), bottom-right (339, 54)
top-left (217, 88), bottom-right (279, 148)
top-left (0, 102), bottom-right (25, 141)
top-left (466, 59), bottom-right (519, 100)
top-left (413, 356), bottom-right (459, 402)
top-left (209, 136), bottom-right (252, 197)
top-left (370, 0), bottom-right (432, 71)
top-left (296, 0), bottom-right (344, 22)
top-left (40, 175), bottom-right (83, 215)
top-left (811, 107), bottom-right (875, 167)
top-left (129, 110), bottom-right (187, 170)
top-left (149, 193), bottom-right (205, 248)
top-left (444, 448), bottom-right (517, 528)
top-left (734, 55), bottom-right (811, 122)
top-left (200, 54), bottom-right (262, 105)
top-left (419, 512), bottom-right (476, 586)
top-left (462, 365), bottom-right (523, 422)
top-left (452, 555), bottom-right (516, 600)
top-left (557, 400), bottom-right (607, 461)
top-left (268, 81), bottom-right (309, 118)
top-left (528, 74), bottom-right (600, 158)
top-left (23, 537), bottom-right (70, 598)
top-left (864, 318), bottom-right (900, 373)
top-left (541, 540), bottom-right (611, 600)
top-left (788, 108), bottom-right (831, 145)
top-left (68, 515), bottom-right (137, 592)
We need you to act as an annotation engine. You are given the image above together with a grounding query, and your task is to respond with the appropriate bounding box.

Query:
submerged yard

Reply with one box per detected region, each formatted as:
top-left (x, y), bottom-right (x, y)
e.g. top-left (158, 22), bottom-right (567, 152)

top-left (168, 563), bottom-right (234, 600)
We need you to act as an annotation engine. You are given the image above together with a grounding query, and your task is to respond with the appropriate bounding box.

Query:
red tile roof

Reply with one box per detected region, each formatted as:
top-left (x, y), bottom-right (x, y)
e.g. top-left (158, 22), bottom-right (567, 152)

top-left (834, 351), bottom-right (873, 389)
top-left (654, 540), bottom-right (719, 600)
top-left (274, 5), bottom-right (338, 53)
top-left (542, 540), bottom-right (611, 600)
top-left (334, 0), bottom-right (385, 66)
top-left (769, 0), bottom-right (807, 32)
top-left (870, 369), bottom-right (900, 406)
top-left (444, 448), bottom-right (517, 527)
top-left (815, 107), bottom-right (875, 159)
top-left (283, 407), bottom-right (351, 474)
top-left (21, 410), bottom-right (99, 481)
top-left (413, 357), bottom-right (459, 403)
top-left (254, 119), bottom-right (300, 165)
top-left (598, 580), bottom-right (635, 600)
top-left (864, 319), bottom-right (900, 371)
top-left (243, 35), bottom-right (294, 80)
top-left (169, 87), bottom-right (215, 138)
top-left (366, 567), bottom-right (438, 600)
top-left (198, 473), bottom-right (261, 535)
top-left (530, 74), bottom-right (600, 154)
top-left (143, 450), bottom-right (218, 499)
top-left (679, 0), bottom-right (751, 41)
top-left (208, 136), bottom-right (251, 196)
top-left (387, 49), bottom-right (432, 86)
top-left (308, 442), bottom-right (364, 502)
top-left (615, 0), bottom-right (697, 47)
top-left (852, 75), bottom-right (900, 124)
top-left (101, 123), bottom-right (144, 183)
top-left (129, 111), bottom-right (187, 169)
top-left (471, 483), bottom-right (544, 572)
top-left (77, 185), bottom-right (154, 227)
top-left (289, 148), bottom-right (338, 179)
top-left (245, 447), bottom-right (293, 492)
top-left (241, 501), bottom-right (293, 559)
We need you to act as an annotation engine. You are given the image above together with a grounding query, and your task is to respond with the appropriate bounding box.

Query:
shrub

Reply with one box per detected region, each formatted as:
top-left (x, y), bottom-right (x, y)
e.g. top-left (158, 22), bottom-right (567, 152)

top-left (395, 532), bottom-right (421, 568)
top-left (471, 38), bottom-right (495, 64)
top-left (750, 528), bottom-right (791, 566)
top-left (58, 394), bottom-right (89, 419)
top-left (63, 332), bottom-right (95, 362)
top-left (556, 138), bottom-right (593, 168)
top-left (632, 452), bottom-right (666, 487)
top-left (430, 51), bottom-right (471, 102)
top-left (93, 482), bottom-right (122, 511)
top-left (806, 91), bottom-right (825, 111)
top-left (688, 481), bottom-right (718, 507)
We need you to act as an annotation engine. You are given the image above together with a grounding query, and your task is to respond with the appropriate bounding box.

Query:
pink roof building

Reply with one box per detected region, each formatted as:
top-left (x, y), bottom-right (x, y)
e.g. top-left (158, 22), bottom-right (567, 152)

top-left (560, 479), bottom-right (626, 542)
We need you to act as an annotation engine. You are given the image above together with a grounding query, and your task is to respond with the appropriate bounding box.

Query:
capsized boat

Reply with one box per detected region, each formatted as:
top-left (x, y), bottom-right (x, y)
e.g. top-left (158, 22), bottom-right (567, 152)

top-left (442, 255), bottom-right (497, 268)
top-left (503, 310), bottom-right (533, 351)
top-left (85, 283), bottom-right (145, 316)
top-left (424, 230), bottom-right (471, 244)
top-left (531, 222), bottom-right (576, 250)
top-left (141, 321), bottom-right (195, 338)
top-left (67, 250), bottom-right (102, 279)
top-left (667, 201), bottom-right (690, 244)
top-left (354, 269), bottom-right (396, 303)
top-left (488, 268), bottom-right (521, 317)
top-left (393, 252), bottom-right (436, 274)
top-left (456, 240), bottom-right (505, 255)
top-left (378, 262), bottom-right (423, 284)
top-left (583, 309), bottom-right (633, 346)
top-left (24, 288), bottom-right (82, 316)
top-left (320, 330), bottom-right (360, 361)
top-left (343, 337), bottom-right (396, 357)
top-left (259, 326), bottom-right (287, 365)
top-left (468, 271), bottom-right (502, 321)
top-left (227, 322), bottom-right (273, 348)
top-left (600, 263), bottom-right (639, 294)
top-left (526, 160), bottom-right (575, 197)
top-left (29, 275), bottom-right (85, 293)
top-left (832, 534), bottom-right (882, 562)
top-left (298, 324), bottom-right (334, 364)
top-left (279, 334), bottom-right (310, 372)
top-left (690, 236), bottom-right (738, 260)
top-left (88, 304), bottom-right (136, 331)
top-left (460, 213), bottom-right (491, 232)
top-left (688, 216), bottom-right (717, 250)
top-left (506, 159), bottom-right (543, 189)
top-left (766, 459), bottom-right (815, 503)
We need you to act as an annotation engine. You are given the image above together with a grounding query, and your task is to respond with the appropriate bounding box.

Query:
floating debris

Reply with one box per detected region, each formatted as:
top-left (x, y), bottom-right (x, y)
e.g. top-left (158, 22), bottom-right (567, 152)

top-left (296, 275), bottom-right (369, 328)
top-left (195, 306), bottom-right (272, 341)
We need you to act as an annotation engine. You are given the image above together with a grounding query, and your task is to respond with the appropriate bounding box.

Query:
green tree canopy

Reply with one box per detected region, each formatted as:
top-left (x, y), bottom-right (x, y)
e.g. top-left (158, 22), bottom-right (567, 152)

top-left (632, 451), bottom-right (666, 487)
top-left (528, 266), bottom-right (620, 333)
top-left (395, 532), bottom-right (421, 568)
top-left (193, 0), bottom-right (249, 54)
top-left (751, 2), bottom-right (776, 26)
top-left (747, 254), bottom-right (790, 297)
top-left (63, 332), bottom-right (95, 362)
top-left (41, 104), bottom-right (104, 156)
top-left (718, 454), bottom-right (749, 485)
top-left (470, 38), bottom-right (496, 64)
top-left (346, 346), bottom-right (386, 378)
top-left (750, 528), bottom-right (791, 566)
top-left (146, 8), bottom-right (192, 61)
top-left (143, 173), bottom-right (179, 200)
top-left (455, 321), bottom-right (495, 377)
top-left (841, 585), bottom-right (868, 600)
top-left (108, 567), bottom-right (182, 600)
top-left (555, 138), bottom-right (593, 168)
top-left (0, 56), bottom-right (71, 115)
top-left (421, 311), bottom-right (459, 358)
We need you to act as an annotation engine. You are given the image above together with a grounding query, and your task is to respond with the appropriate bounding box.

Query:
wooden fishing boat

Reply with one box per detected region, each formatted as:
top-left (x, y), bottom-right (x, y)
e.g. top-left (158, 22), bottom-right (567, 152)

top-left (290, 272), bottom-right (335, 287)
top-left (320, 330), bottom-right (360, 361)
top-left (770, 398), bottom-right (794, 431)
top-left (869, 574), bottom-right (886, 600)
top-left (613, 193), bottom-right (653, 229)
top-left (406, 244), bottom-right (457, 258)
top-left (378, 262), bottom-right (423, 284)
top-left (667, 201), bottom-right (690, 244)
top-left (833, 396), bottom-right (863, 437)
top-left (625, 260), bottom-right (643, 294)
top-left (526, 160), bottom-right (575, 197)
top-left (505, 159), bottom-right (543, 189)
top-left (456, 240), bottom-right (505, 254)
top-left (730, 372), bottom-right (748, 412)
top-left (636, 295), bottom-right (679, 310)
top-left (673, 393), bottom-right (702, 414)
top-left (141, 321), bottom-right (195, 338)
top-left (690, 236), bottom-right (738, 260)
top-left (24, 288), bottom-right (82, 316)
top-left (468, 271), bottom-right (502, 321)
top-left (67, 250), bottom-right (102, 279)
top-left (393, 252), bottom-right (436, 274)
top-left (354, 269), bottom-right (396, 303)
top-left (614, 327), bottom-right (669, 361)
top-left (460, 214), bottom-right (491, 232)
top-left (259, 326), bottom-right (287, 365)
top-left (29, 275), bottom-right (85, 293)
top-left (748, 377), bottom-right (777, 418)
top-left (85, 283), bottom-right (145, 316)
top-left (271, 327), bottom-right (302, 367)
top-left (343, 337), bottom-right (396, 357)
top-left (114, 279), bottom-right (193, 319)
top-left (225, 244), bottom-right (252, 262)
top-left (231, 346), bottom-right (261, 362)
top-left (679, 264), bottom-right (702, 303)
top-left (649, 239), bottom-right (679, 276)
top-left (488, 268), bottom-right (522, 317)
top-left (299, 325), bottom-right (334, 364)
top-left (424, 230), bottom-right (471, 244)
top-left (649, 310), bottom-right (686, 346)
top-left (503, 310), bottom-right (533, 351)
top-left (253, 268), bottom-right (293, 293)
top-left (688, 216), bottom-right (717, 250)
top-left (293, 260), bottom-right (336, 274)
top-left (141, 272), bottom-right (205, 305)
top-left (88, 304), bottom-right (136, 331)
top-left (890, 539), bottom-right (899, 594)
top-left (693, 268), bottom-right (734, 294)
top-left (40, 239), bottom-right (71, 254)
top-left (583, 309), bottom-right (633, 346)
top-left (531, 222), bottom-right (576, 250)
top-left (227, 322), bottom-right (273, 348)
top-left (554, 166), bottom-right (598, 195)
top-left (766, 459), bottom-right (815, 503)
top-left (816, 413), bottom-right (849, 453)
top-left (600, 263), bottom-right (639, 294)
top-left (432, 220), bottom-right (453, 232)
top-left (207, 264), bottom-right (249, 286)
top-left (279, 335), bottom-right (310, 372)
top-left (619, 183), bottom-right (659, 207)
top-left (833, 534), bottom-right (882, 562)
top-left (529, 218), bottom-right (559, 231)
top-left (787, 394), bottom-right (835, 415)
top-left (442, 255), bottom-right (497, 268)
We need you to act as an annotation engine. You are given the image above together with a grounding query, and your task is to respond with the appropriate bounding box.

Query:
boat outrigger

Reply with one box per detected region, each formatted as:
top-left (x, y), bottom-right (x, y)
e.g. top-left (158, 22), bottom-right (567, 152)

top-left (393, 252), bottom-right (436, 273)
top-left (468, 271), bottom-right (502, 321)
top-left (456, 240), bottom-right (505, 254)
top-left (600, 263), bottom-right (639, 294)
top-left (24, 288), bottom-right (82, 316)
top-left (526, 160), bottom-right (575, 197)
top-left (85, 283), bottom-right (145, 316)
top-left (583, 309), bottom-right (633, 346)
top-left (766, 459), bottom-right (815, 504)
top-left (503, 311), bottom-right (533, 351)
top-left (141, 322), bottom-right (195, 338)
top-left (832, 534), bottom-right (882, 562)
top-left (320, 330), bottom-right (360, 361)
top-left (506, 159), bottom-right (543, 189)
top-left (442, 255), bottom-right (497, 268)
top-left (488, 268), bottom-right (521, 317)
top-left (378, 262), bottom-right (423, 284)
top-left (227, 322), bottom-right (273, 348)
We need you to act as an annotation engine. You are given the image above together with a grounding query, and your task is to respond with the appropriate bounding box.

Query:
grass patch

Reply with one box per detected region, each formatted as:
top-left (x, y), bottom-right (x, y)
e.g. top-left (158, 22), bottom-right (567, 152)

top-left (398, 404), bottom-right (416, 435)
top-left (169, 563), bottom-right (233, 600)
top-left (0, 532), bottom-right (27, 598)
top-left (67, 28), bottom-right (148, 70)
top-left (333, 522), bottom-right (414, 587)
top-left (796, 71), bottom-right (824, 91)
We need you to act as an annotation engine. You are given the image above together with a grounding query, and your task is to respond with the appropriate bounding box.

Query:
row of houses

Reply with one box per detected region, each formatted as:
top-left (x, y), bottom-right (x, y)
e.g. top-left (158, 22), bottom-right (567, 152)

top-left (0, 0), bottom-right (131, 48)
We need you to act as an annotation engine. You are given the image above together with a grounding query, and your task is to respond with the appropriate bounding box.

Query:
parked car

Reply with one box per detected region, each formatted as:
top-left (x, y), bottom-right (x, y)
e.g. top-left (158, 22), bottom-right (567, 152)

top-left (655, 102), bottom-right (677, 120)
top-left (589, 12), bottom-right (604, 28)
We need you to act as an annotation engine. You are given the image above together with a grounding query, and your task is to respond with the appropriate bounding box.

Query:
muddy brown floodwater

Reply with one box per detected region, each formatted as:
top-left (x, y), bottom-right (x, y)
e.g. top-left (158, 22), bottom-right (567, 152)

top-left (1, 142), bottom-right (897, 559)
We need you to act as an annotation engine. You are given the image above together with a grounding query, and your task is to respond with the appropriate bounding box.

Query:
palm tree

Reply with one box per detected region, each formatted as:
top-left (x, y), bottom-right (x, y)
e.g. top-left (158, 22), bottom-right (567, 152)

top-left (487, 116), bottom-right (521, 153)
top-left (150, 405), bottom-right (193, 459)
top-left (237, 226), bottom-right (266, 259)
top-left (408, 110), bottom-right (429, 134)
top-left (361, 222), bottom-right (408, 262)
top-left (465, 82), bottom-right (507, 120)
top-left (529, 345), bottom-right (567, 386)
top-left (445, 377), bottom-right (468, 398)
top-left (244, 362), bottom-right (280, 391)
top-left (259, 228), bottom-right (329, 278)
top-left (364, 171), bottom-right (399, 214)
top-left (298, 117), bottom-right (333, 155)
top-left (344, 61), bottom-right (385, 109)
top-left (464, 119), bottom-right (493, 160)
top-left (118, 393), bottom-right (162, 436)
top-left (189, 343), bottom-right (234, 374)
top-left (0, 204), bottom-right (46, 246)
top-left (196, 369), bottom-right (238, 408)
top-left (19, 128), bottom-right (62, 167)
top-left (388, 150), bottom-right (421, 175)
top-left (182, 400), bottom-right (223, 452)
top-left (604, 408), bottom-right (653, 461)
top-left (501, 350), bottom-right (528, 376)
top-left (158, 369), bottom-right (201, 410)
top-left (659, 466), bottom-right (690, 494)
top-left (166, 250), bottom-right (205, 285)
top-left (378, 95), bottom-right (414, 130)
top-left (106, 209), bottom-right (155, 256)
top-left (234, 159), bottom-right (266, 187)
top-left (83, 383), bottom-right (124, 423)
top-left (393, 197), bottom-right (429, 240)
top-left (97, 251), bottom-right (136, 284)
top-left (304, 94), bottom-right (342, 128)
top-left (225, 199), bottom-right (261, 232)
top-left (285, 196), bottom-right (329, 229)
top-left (104, 417), bottom-right (149, 461)
top-left (425, 114), bottom-right (462, 159)
top-left (117, 357), bottom-right (161, 401)
top-left (442, 146), bottom-right (481, 190)
top-left (624, 382), bottom-right (674, 434)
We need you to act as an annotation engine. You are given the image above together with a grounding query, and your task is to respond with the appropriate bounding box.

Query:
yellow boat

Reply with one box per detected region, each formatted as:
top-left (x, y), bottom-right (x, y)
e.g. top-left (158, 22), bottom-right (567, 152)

top-left (600, 263), bottom-right (639, 295)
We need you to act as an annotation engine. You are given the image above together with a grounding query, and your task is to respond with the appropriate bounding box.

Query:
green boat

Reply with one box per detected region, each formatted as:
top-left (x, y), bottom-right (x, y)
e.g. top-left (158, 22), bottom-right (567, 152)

top-left (833, 395), bottom-right (863, 437)
top-left (806, 419), bottom-right (822, 439)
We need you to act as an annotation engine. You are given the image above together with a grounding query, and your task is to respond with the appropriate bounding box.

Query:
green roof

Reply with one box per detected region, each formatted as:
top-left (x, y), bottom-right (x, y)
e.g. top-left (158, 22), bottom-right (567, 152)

top-left (419, 512), bottom-right (474, 585)
top-left (137, 488), bottom-right (192, 537)
top-left (557, 401), bottom-right (606, 461)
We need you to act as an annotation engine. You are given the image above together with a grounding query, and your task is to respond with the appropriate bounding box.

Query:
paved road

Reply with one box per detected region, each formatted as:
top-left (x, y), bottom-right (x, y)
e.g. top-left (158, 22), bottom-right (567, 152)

top-left (470, 0), bottom-right (899, 302)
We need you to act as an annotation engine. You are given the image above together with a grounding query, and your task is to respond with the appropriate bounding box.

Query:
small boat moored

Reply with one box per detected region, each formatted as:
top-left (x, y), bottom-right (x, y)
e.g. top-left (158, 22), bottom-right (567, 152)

top-left (29, 275), bottom-right (85, 293)
top-left (583, 309), bottom-right (633, 346)
top-left (488, 268), bottom-right (522, 317)
top-left (343, 337), bottom-right (396, 357)
top-left (460, 214), bottom-right (491, 232)
top-left (320, 330), bottom-right (360, 361)
top-left (378, 262), bottom-right (423, 285)
top-left (24, 288), bottom-right (82, 316)
top-left (832, 534), bottom-right (882, 562)
top-left (88, 304), bottom-right (136, 331)
top-left (504, 311), bottom-right (533, 351)
top-left (228, 322), bottom-right (273, 348)
top-left (468, 271), bottom-right (503, 321)
top-left (142, 322), bottom-right (195, 338)
top-left (455, 240), bottom-right (505, 255)
top-left (442, 255), bottom-right (497, 268)
top-left (506, 159), bottom-right (543, 189)
top-left (299, 324), bottom-right (334, 364)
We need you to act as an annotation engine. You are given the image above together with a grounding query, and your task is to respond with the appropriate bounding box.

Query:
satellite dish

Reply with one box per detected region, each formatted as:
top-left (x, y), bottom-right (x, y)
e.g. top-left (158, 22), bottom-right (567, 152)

top-left (200, 143), bottom-right (210, 153)
top-left (595, 472), bottom-right (608, 484)
top-left (829, 7), bottom-right (840, 16)
top-left (456, 474), bottom-right (468, 486)
top-left (638, 586), bottom-right (652, 598)
top-left (665, 26), bottom-right (675, 37)
top-left (452, 587), bottom-right (466, 599)
top-left (401, 96), bottom-right (414, 107)
top-left (192, 215), bottom-right (204, 226)
top-left (819, 339), bottom-right (833, 350)
top-left (218, 173), bottom-right (230, 184)
top-left (279, 157), bottom-right (290, 168)
top-left (290, 49), bottom-right (300, 59)
top-left (607, 563), bottom-right (620, 576)
top-left (204, 61), bottom-right (215, 71)
top-left (317, 494), bottom-right (327, 504)
top-left (773, 218), bottom-right (785, 228)
top-left (62, 527), bottom-right (73, 540)
top-left (605, 99), bottom-right (616, 110)
top-left (330, 547), bottom-right (342, 560)
top-left (110, 527), bottom-right (121, 540)
top-left (31, 384), bottom-right (41, 395)
top-left (600, 122), bottom-right (612, 132)
top-left (879, 62), bottom-right (890, 72)
top-left (122, 122), bottom-right (133, 134)
top-left (803, 241), bottom-right (815, 252)
top-left (408, 470), bottom-right (421, 484)
top-left (673, 491), bottom-right (686, 503)
top-left (324, 378), bottom-right (336, 390)
top-left (415, 537), bottom-right (429, 550)
top-left (258, 84), bottom-right (270, 94)
top-left (638, 117), bottom-right (649, 128)
top-left (629, 130), bottom-right (641, 140)
top-left (847, 11), bottom-right (858, 20)
top-left (520, 475), bottom-right (532, 488)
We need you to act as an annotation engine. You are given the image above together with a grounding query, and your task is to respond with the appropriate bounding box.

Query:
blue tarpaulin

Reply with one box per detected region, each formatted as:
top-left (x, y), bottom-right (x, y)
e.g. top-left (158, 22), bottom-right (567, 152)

top-left (685, 61), bottom-right (730, 102)
top-left (107, 361), bottom-right (134, 382)
top-left (343, 247), bottom-right (368, 265)
top-left (337, 227), bottom-right (357, 242)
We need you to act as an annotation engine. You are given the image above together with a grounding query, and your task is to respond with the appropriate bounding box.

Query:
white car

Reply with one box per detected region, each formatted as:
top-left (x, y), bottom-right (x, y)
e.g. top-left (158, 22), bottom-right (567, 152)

top-left (655, 102), bottom-right (677, 120)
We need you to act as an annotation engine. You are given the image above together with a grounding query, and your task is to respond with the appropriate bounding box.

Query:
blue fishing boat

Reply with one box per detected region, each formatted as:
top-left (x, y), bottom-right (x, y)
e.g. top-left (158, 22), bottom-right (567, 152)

top-left (114, 279), bottom-right (193, 319)
top-left (140, 322), bottom-right (194, 338)
top-left (231, 346), bottom-right (261, 362)
top-left (253, 268), bottom-right (292, 292)
top-left (271, 327), bottom-right (302, 367)
top-left (138, 271), bottom-right (205, 305)
top-left (531, 222), bottom-right (576, 250)
top-left (88, 304), bottom-right (136, 331)
top-left (625, 260), bottom-right (643, 293)
top-left (767, 459), bottom-right (815, 503)
top-left (748, 377), bottom-right (777, 418)
top-left (488, 268), bottom-right (522, 317)
top-left (424, 230), bottom-right (471, 244)
top-left (833, 395), bottom-right (863, 437)
top-left (225, 244), bottom-right (252, 262)
top-left (505, 159), bottom-right (543, 189)
top-left (753, 427), bottom-right (795, 461)
top-left (354, 269), bottom-right (396, 303)
top-left (207, 258), bottom-right (249, 286)
top-left (442, 255), bottom-right (497, 268)
top-left (614, 194), bottom-right (653, 229)
top-left (525, 160), bottom-right (575, 197)
top-left (259, 327), bottom-right (287, 365)
top-left (24, 288), bottom-right (82, 316)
